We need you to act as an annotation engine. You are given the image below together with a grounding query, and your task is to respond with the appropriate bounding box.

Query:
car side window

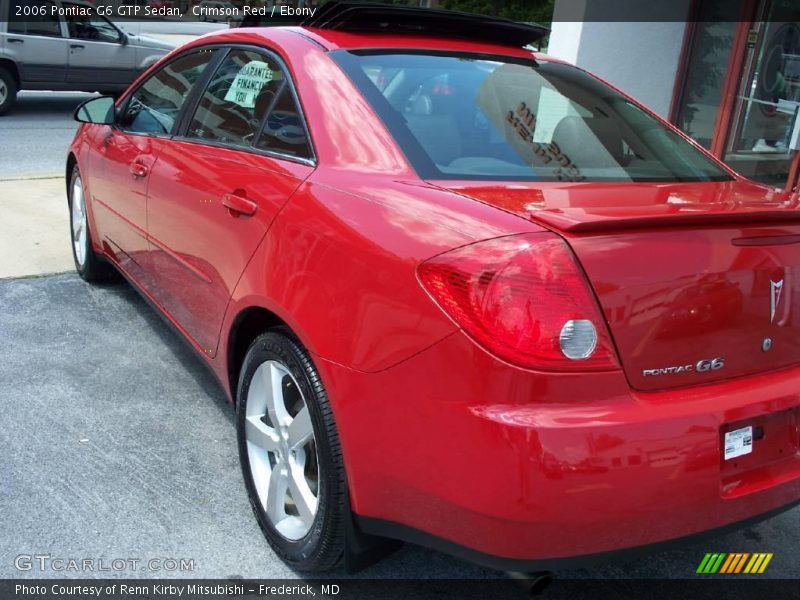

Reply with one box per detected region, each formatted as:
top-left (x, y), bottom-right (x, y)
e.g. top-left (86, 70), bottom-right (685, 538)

top-left (63, 5), bottom-right (122, 43)
top-left (186, 49), bottom-right (283, 148)
top-left (186, 49), bottom-right (312, 159)
top-left (8, 0), bottom-right (63, 37)
top-left (255, 85), bottom-right (312, 160)
top-left (119, 49), bottom-right (217, 137)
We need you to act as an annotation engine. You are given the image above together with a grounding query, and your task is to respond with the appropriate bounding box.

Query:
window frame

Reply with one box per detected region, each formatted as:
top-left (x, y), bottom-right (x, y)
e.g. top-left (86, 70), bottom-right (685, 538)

top-left (115, 47), bottom-right (225, 139)
top-left (62, 2), bottom-right (126, 44)
top-left (173, 43), bottom-right (317, 167)
top-left (7, 0), bottom-right (65, 38)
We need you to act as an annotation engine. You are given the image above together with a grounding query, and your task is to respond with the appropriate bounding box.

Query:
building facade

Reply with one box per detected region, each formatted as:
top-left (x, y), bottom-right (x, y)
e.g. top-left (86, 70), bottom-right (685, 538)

top-left (548, 0), bottom-right (800, 191)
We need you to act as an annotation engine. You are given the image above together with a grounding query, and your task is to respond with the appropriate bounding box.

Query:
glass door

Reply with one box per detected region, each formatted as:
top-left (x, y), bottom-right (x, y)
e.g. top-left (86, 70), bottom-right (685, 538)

top-left (723, 0), bottom-right (800, 186)
top-left (673, 0), bottom-right (743, 150)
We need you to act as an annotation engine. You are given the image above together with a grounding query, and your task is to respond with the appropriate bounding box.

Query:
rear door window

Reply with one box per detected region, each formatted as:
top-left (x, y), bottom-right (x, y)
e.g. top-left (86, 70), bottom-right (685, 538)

top-left (186, 49), bottom-right (280, 148)
top-left (185, 48), bottom-right (312, 159)
top-left (255, 84), bottom-right (312, 159)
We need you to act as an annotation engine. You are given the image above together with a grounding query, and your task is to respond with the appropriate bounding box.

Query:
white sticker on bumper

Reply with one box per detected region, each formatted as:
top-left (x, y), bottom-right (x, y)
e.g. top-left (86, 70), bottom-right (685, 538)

top-left (724, 426), bottom-right (753, 460)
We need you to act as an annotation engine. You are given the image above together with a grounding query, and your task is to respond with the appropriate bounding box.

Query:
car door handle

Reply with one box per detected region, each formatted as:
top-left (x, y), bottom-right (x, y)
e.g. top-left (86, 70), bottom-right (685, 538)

top-left (70, 44), bottom-right (85, 50)
top-left (130, 161), bottom-right (149, 178)
top-left (8, 38), bottom-right (24, 44)
top-left (222, 192), bottom-right (257, 217)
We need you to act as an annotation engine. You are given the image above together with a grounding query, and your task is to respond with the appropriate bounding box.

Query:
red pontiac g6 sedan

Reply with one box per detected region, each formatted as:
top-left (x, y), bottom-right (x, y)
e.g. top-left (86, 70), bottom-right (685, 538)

top-left (66, 2), bottom-right (800, 574)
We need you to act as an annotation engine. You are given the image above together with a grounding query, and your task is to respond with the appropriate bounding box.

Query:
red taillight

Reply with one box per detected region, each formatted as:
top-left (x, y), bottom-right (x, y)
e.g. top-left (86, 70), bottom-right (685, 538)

top-left (417, 233), bottom-right (620, 371)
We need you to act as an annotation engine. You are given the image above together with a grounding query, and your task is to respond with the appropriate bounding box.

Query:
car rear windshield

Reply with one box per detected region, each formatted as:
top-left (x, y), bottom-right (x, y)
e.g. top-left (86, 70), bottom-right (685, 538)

top-left (333, 51), bottom-right (732, 183)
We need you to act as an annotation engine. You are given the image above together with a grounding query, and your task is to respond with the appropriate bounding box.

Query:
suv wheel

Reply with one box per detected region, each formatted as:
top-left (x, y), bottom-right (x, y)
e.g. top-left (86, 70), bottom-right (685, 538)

top-left (0, 67), bottom-right (18, 115)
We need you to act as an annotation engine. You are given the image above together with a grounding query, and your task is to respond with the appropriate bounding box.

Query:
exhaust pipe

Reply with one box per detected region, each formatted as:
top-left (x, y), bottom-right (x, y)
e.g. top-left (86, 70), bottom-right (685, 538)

top-left (507, 571), bottom-right (554, 596)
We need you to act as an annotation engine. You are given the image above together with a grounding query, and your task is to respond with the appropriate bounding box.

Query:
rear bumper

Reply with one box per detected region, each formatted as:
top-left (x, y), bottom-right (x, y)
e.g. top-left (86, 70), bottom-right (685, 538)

top-left (355, 498), bottom-right (800, 573)
top-left (319, 331), bottom-right (800, 566)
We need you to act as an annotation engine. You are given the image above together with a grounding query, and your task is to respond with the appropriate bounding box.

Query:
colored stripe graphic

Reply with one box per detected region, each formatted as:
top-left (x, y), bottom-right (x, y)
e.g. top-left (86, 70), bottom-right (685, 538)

top-left (758, 554), bottom-right (774, 573)
top-left (710, 553), bottom-right (726, 573)
top-left (744, 554), bottom-right (761, 574)
top-left (745, 553), bottom-right (774, 574)
top-left (698, 553), bottom-right (727, 573)
top-left (700, 553), bottom-right (773, 574)
top-left (696, 553), bottom-right (714, 573)
top-left (733, 553), bottom-right (749, 573)
top-left (698, 553), bottom-right (720, 573)
top-left (719, 554), bottom-right (736, 574)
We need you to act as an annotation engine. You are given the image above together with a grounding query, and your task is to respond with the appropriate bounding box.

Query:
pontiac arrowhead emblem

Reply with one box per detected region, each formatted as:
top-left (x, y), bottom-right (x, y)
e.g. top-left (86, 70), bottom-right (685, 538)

top-left (770, 280), bottom-right (784, 324)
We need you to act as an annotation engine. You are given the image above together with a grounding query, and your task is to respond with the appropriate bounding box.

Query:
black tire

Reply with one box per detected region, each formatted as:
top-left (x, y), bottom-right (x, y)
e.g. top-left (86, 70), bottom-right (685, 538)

top-left (68, 165), bottom-right (115, 283)
top-left (236, 330), bottom-right (345, 571)
top-left (0, 67), bottom-right (18, 116)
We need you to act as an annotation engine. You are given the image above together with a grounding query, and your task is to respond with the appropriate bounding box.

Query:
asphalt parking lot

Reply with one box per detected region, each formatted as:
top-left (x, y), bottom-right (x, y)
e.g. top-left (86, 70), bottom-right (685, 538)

top-left (0, 273), bottom-right (798, 582)
top-left (0, 92), bottom-right (91, 179)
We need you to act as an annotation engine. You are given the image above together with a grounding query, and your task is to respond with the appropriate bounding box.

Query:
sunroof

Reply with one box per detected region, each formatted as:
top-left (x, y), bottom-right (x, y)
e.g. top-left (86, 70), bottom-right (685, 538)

top-left (303, 1), bottom-right (549, 49)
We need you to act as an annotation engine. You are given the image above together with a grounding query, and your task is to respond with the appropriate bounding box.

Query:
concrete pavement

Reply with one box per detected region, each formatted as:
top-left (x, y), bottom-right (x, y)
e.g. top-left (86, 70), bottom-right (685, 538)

top-left (0, 92), bottom-right (82, 287)
top-left (0, 177), bottom-right (72, 279)
top-left (0, 91), bottom-right (88, 279)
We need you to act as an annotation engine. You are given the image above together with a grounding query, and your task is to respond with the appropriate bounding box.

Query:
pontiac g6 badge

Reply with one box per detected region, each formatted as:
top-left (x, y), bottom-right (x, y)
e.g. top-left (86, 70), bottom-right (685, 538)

top-left (642, 357), bottom-right (725, 377)
top-left (770, 279), bottom-right (784, 324)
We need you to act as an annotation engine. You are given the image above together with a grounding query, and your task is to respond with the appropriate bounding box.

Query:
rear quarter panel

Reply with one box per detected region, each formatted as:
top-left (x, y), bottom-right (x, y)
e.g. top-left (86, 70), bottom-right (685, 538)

top-left (226, 173), bottom-right (540, 374)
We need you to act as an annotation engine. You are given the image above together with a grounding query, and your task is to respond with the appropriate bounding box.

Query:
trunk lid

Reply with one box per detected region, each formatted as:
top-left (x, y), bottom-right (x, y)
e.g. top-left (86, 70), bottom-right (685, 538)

top-left (432, 179), bottom-right (800, 390)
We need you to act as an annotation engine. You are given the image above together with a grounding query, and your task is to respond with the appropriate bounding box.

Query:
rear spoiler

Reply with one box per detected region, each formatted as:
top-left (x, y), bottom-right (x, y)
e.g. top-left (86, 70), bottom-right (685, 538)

top-left (302, 1), bottom-right (549, 48)
top-left (532, 203), bottom-right (800, 233)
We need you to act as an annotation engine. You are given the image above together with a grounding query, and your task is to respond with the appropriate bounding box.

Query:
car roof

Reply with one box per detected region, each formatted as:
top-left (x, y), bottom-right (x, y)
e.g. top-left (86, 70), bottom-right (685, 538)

top-left (179, 26), bottom-right (565, 76)
top-left (210, 26), bottom-right (544, 62)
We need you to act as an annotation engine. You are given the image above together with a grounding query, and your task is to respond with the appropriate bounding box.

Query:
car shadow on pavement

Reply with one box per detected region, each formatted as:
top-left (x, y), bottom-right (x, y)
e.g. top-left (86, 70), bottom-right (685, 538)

top-left (98, 276), bottom-right (234, 424)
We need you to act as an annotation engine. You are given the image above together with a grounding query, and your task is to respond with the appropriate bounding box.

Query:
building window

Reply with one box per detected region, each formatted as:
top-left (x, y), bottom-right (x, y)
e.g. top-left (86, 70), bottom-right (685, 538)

top-left (673, 0), bottom-right (743, 150)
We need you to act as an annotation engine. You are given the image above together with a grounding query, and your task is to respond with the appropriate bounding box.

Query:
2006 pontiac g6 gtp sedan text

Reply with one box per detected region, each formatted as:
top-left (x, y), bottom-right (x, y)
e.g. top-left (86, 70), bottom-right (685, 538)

top-left (65, 2), bottom-right (800, 574)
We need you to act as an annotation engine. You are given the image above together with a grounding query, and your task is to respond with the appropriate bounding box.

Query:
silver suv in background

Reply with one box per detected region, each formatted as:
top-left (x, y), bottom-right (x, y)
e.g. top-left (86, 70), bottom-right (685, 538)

top-left (0, 0), bottom-right (175, 114)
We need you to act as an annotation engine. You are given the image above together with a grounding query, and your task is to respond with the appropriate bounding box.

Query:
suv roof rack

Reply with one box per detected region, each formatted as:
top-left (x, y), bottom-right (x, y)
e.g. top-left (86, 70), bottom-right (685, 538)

top-left (302, 1), bottom-right (549, 48)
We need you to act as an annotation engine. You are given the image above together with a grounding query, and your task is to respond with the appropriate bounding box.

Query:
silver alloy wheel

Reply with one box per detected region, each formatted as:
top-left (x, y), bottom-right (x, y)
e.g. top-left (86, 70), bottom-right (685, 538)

top-left (246, 360), bottom-right (319, 541)
top-left (0, 79), bottom-right (7, 106)
top-left (71, 177), bottom-right (88, 267)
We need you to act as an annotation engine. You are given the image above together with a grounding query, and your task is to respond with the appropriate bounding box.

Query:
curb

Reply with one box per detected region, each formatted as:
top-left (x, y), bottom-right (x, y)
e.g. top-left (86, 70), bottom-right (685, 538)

top-left (0, 174), bottom-right (63, 182)
top-left (0, 270), bottom-right (73, 281)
